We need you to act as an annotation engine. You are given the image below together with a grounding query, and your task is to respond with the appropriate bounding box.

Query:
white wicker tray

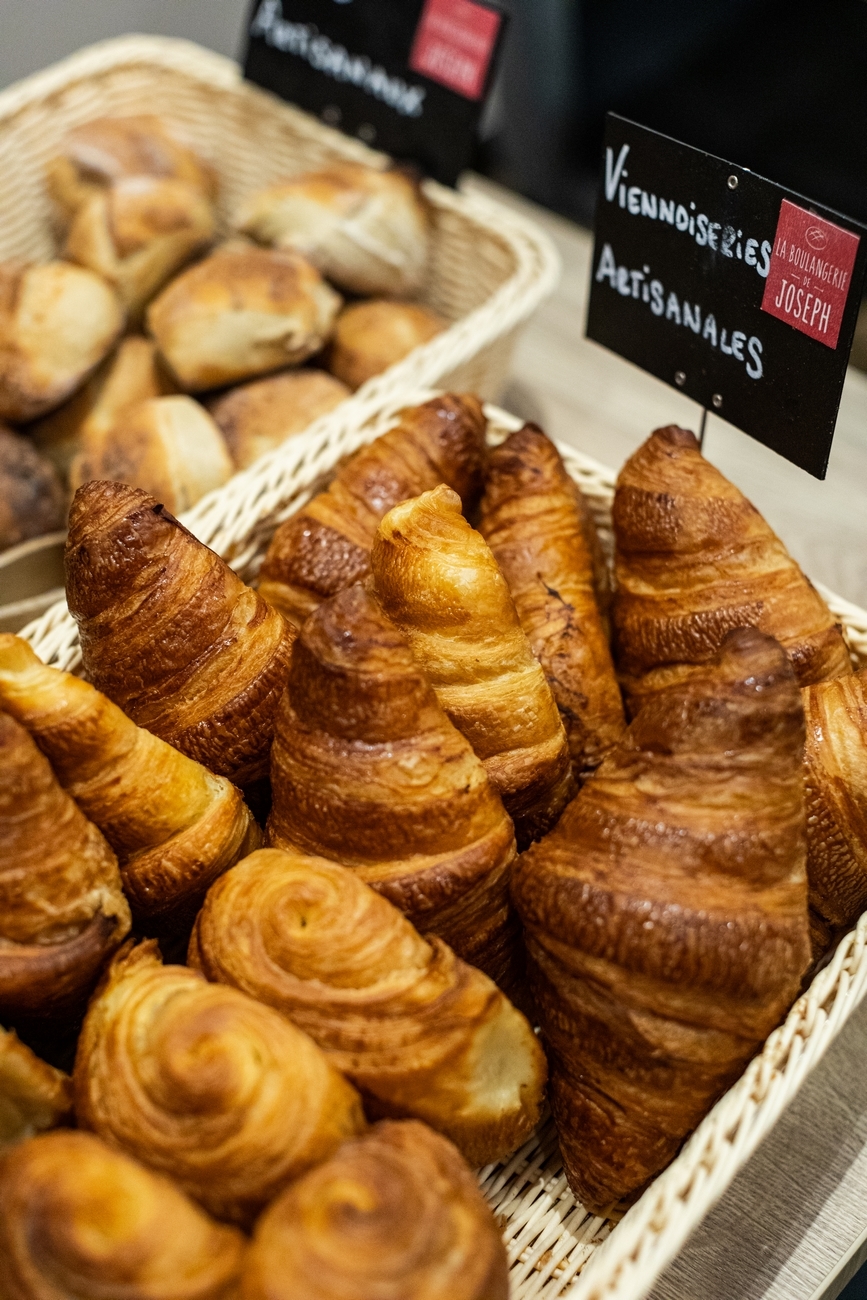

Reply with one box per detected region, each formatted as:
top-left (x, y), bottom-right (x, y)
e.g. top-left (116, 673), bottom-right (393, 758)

top-left (21, 399), bottom-right (867, 1300)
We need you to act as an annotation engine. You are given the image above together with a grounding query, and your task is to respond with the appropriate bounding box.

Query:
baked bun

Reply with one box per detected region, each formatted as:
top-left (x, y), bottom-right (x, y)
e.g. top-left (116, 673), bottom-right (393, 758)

top-left (0, 1130), bottom-right (246, 1300)
top-left (64, 176), bottom-right (216, 320)
top-left (146, 245), bottom-right (341, 391)
top-left (30, 335), bottom-right (177, 482)
top-left (70, 394), bottom-right (233, 513)
top-left (46, 114), bottom-right (217, 220)
top-left (208, 368), bottom-right (349, 470)
top-left (235, 161), bottom-right (430, 296)
top-left (0, 425), bottom-right (65, 550)
top-left (327, 299), bottom-right (445, 389)
top-left (0, 261), bottom-right (124, 422)
top-left (242, 1120), bottom-right (509, 1300)
top-left (0, 1028), bottom-right (72, 1151)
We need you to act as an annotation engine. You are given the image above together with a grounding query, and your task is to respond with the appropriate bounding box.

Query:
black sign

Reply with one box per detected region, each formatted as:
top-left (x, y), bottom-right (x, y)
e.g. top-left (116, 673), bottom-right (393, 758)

top-left (243, 0), bottom-right (507, 188)
top-left (586, 114), bottom-right (867, 478)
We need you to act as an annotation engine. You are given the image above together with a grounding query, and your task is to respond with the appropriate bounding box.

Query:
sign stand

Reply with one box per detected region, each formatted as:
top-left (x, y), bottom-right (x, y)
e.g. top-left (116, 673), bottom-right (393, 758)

top-left (698, 406), bottom-right (708, 450)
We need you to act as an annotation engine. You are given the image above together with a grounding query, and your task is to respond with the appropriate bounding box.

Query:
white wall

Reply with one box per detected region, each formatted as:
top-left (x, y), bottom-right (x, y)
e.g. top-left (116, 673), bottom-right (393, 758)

top-left (0, 0), bottom-right (251, 89)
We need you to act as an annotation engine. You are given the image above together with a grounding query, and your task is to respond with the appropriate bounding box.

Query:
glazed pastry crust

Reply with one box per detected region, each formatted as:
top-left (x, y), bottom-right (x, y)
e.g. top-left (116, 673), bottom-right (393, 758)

top-left (0, 1129), bottom-right (245, 1300)
top-left (208, 368), bottom-right (350, 470)
top-left (613, 425), bottom-right (851, 712)
top-left (327, 298), bottom-right (445, 390)
top-left (73, 941), bottom-right (366, 1226)
top-left (65, 480), bottom-right (295, 786)
top-left (258, 393), bottom-right (488, 627)
top-left (372, 483), bottom-right (574, 847)
top-left (480, 424), bottom-right (625, 779)
top-left (191, 847), bottom-right (545, 1164)
top-left (241, 1120), bottom-right (509, 1300)
top-left (0, 1028), bottom-right (72, 1152)
top-left (512, 627), bottom-right (810, 1212)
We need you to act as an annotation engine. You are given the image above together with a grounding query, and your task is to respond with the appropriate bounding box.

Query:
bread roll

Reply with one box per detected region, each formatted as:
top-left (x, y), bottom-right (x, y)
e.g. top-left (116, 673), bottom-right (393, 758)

top-left (64, 175), bottom-right (216, 320)
top-left (327, 298), bottom-right (445, 389)
top-left (70, 394), bottom-right (233, 513)
top-left (74, 941), bottom-right (366, 1226)
top-left (147, 245), bottom-right (341, 391)
top-left (190, 847), bottom-right (545, 1164)
top-left (0, 260), bottom-right (123, 422)
top-left (29, 335), bottom-right (176, 482)
top-left (235, 160), bottom-right (430, 296)
top-left (0, 426), bottom-right (65, 550)
top-left (259, 393), bottom-right (487, 626)
top-left (0, 1130), bottom-right (246, 1300)
top-left (372, 484), bottom-right (574, 847)
top-left (46, 114), bottom-right (217, 220)
top-left (65, 480), bottom-right (295, 786)
top-left (242, 1120), bottom-right (509, 1300)
top-left (208, 368), bottom-right (349, 470)
top-left (0, 1028), bottom-right (72, 1152)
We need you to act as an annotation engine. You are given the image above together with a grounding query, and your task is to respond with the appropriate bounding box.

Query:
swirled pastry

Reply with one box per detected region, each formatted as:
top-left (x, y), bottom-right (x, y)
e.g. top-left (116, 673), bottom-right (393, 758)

top-left (208, 369), bottom-right (350, 470)
top-left (480, 424), bottom-right (625, 779)
top-left (327, 299), bottom-right (445, 390)
top-left (0, 1028), bottom-right (72, 1151)
top-left (147, 245), bottom-right (341, 391)
top-left (190, 847), bottom-right (545, 1164)
top-left (73, 941), bottom-right (366, 1226)
top-left (235, 161), bottom-right (430, 297)
top-left (258, 393), bottom-right (487, 627)
top-left (372, 484), bottom-right (573, 846)
top-left (0, 426), bottom-right (65, 551)
top-left (0, 711), bottom-right (130, 1027)
top-left (66, 480), bottom-right (295, 786)
top-left (0, 1129), bottom-right (245, 1300)
top-left (513, 627), bottom-right (810, 1211)
top-left (613, 425), bottom-right (851, 714)
top-left (0, 635), bottom-right (259, 943)
top-left (0, 260), bottom-right (123, 422)
top-left (266, 585), bottom-right (520, 991)
top-left (242, 1120), bottom-right (509, 1300)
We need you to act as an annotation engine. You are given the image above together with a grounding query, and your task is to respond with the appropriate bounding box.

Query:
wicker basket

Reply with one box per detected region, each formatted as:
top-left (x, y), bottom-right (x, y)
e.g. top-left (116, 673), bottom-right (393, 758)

top-left (0, 33), bottom-right (559, 454)
top-left (21, 395), bottom-right (867, 1300)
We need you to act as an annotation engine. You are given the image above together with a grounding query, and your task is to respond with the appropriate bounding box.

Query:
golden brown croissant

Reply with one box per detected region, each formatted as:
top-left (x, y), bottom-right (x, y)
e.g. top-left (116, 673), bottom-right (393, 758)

top-left (0, 711), bottom-right (130, 1028)
top-left (241, 1120), bottom-right (509, 1300)
top-left (613, 425), bottom-right (851, 714)
top-left (0, 635), bottom-right (260, 943)
top-left (258, 393), bottom-right (488, 627)
top-left (0, 1130), bottom-right (245, 1300)
top-left (0, 426), bottom-right (65, 551)
top-left (512, 627), bottom-right (810, 1212)
top-left (208, 369), bottom-right (350, 470)
top-left (73, 941), bottom-right (366, 1226)
top-left (65, 480), bottom-right (295, 786)
top-left (372, 483), bottom-right (573, 846)
top-left (802, 668), bottom-right (867, 931)
top-left (0, 1028), bottom-right (72, 1151)
top-left (266, 584), bottom-right (520, 990)
top-left (327, 299), bottom-right (446, 390)
top-left (190, 847), bottom-right (546, 1164)
top-left (480, 423), bottom-right (625, 779)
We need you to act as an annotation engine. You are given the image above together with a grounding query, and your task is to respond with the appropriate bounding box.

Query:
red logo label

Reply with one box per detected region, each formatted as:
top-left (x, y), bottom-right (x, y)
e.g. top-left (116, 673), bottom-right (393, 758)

top-left (761, 199), bottom-right (860, 349)
top-left (409, 0), bottom-right (501, 102)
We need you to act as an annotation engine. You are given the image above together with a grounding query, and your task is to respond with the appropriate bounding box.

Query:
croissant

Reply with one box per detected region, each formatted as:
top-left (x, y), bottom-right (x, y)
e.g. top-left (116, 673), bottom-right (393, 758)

top-left (73, 941), bottom-right (366, 1226)
top-left (613, 425), bottom-right (851, 714)
top-left (266, 584), bottom-right (520, 990)
top-left (0, 635), bottom-right (260, 945)
top-left (65, 480), bottom-right (295, 786)
top-left (512, 627), bottom-right (810, 1211)
top-left (802, 668), bottom-right (867, 932)
top-left (0, 1028), bottom-right (72, 1151)
top-left (371, 484), bottom-right (573, 846)
top-left (327, 299), bottom-right (446, 390)
top-left (0, 1130), bottom-right (246, 1300)
top-left (0, 711), bottom-right (130, 1030)
top-left (208, 369), bottom-right (350, 470)
top-left (190, 846), bottom-right (545, 1164)
top-left (258, 392), bottom-right (488, 627)
top-left (480, 423), bottom-right (625, 779)
top-left (0, 426), bottom-right (65, 551)
top-left (242, 1120), bottom-right (509, 1300)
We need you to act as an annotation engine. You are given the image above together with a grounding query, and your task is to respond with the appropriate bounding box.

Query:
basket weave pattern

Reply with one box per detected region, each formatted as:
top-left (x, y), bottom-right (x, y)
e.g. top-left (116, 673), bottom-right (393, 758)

top-left (21, 399), bottom-right (867, 1300)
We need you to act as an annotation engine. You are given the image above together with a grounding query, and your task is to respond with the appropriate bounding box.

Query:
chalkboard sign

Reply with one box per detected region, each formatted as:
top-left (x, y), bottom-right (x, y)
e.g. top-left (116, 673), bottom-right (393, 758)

top-left (243, 0), bottom-right (507, 187)
top-left (586, 114), bottom-right (867, 478)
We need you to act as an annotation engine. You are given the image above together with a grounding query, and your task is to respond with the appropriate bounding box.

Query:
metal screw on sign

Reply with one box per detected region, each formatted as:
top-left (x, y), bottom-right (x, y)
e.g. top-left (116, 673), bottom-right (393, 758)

top-left (727, 174), bottom-right (739, 189)
top-left (675, 370), bottom-right (686, 387)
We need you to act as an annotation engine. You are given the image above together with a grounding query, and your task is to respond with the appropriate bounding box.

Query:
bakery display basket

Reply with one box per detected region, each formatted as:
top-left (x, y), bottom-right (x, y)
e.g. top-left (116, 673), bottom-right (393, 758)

top-left (21, 390), bottom-right (867, 1300)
